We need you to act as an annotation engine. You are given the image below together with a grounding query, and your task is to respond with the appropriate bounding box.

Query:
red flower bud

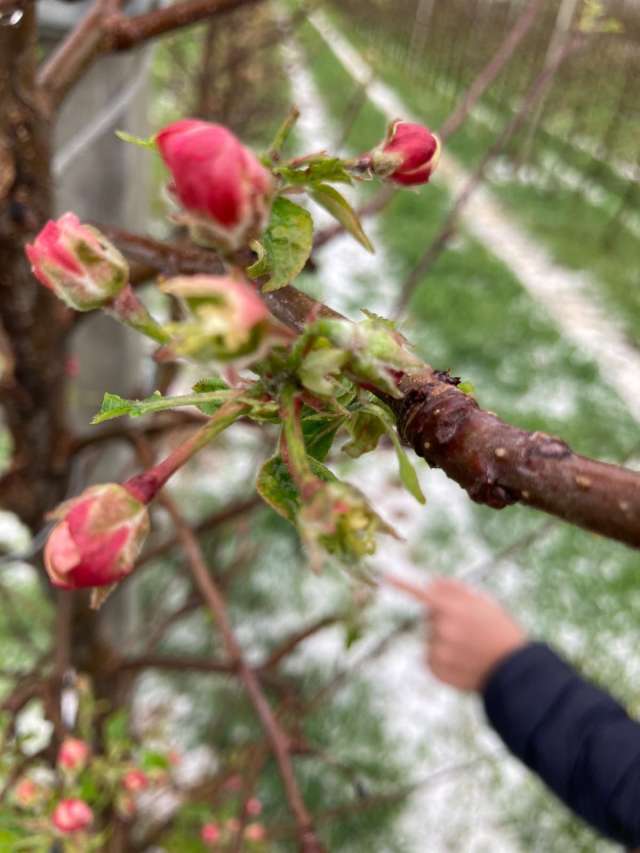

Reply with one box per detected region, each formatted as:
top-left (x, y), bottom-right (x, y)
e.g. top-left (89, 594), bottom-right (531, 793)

top-left (44, 484), bottom-right (150, 589)
top-left (201, 822), bottom-right (222, 845)
top-left (57, 737), bottom-right (90, 772)
top-left (160, 275), bottom-right (275, 364)
top-left (156, 119), bottom-right (274, 252)
top-left (26, 213), bottom-right (128, 310)
top-left (122, 769), bottom-right (149, 793)
top-left (369, 120), bottom-right (440, 186)
top-left (52, 798), bottom-right (93, 834)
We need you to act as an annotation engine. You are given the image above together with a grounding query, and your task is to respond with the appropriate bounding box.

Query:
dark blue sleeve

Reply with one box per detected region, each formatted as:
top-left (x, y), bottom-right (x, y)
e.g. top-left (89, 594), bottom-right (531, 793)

top-left (482, 642), bottom-right (640, 847)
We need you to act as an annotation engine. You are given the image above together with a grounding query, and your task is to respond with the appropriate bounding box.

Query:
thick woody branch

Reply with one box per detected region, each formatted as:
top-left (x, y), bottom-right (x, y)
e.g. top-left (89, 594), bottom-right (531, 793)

top-left (110, 0), bottom-right (263, 49)
top-left (38, 0), bottom-right (265, 110)
top-left (111, 230), bottom-right (640, 550)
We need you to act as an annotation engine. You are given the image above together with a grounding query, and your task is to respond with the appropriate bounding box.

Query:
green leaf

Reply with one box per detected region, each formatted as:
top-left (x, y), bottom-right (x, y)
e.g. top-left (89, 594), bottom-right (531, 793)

top-left (104, 709), bottom-right (129, 750)
top-left (141, 750), bottom-right (171, 771)
top-left (247, 197), bottom-right (313, 292)
top-left (92, 388), bottom-right (230, 423)
top-left (256, 454), bottom-right (336, 523)
top-left (353, 403), bottom-right (426, 504)
top-left (343, 409), bottom-right (386, 458)
top-left (309, 183), bottom-right (374, 253)
top-left (277, 157), bottom-right (353, 186)
top-left (393, 438), bottom-right (426, 505)
top-left (458, 380), bottom-right (475, 395)
top-left (115, 130), bottom-right (156, 149)
top-left (302, 413), bottom-right (343, 461)
top-left (192, 376), bottom-right (229, 393)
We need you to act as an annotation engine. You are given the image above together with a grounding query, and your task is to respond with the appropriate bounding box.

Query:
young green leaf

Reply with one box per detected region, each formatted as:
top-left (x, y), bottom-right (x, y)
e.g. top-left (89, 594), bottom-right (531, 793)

top-left (277, 157), bottom-right (353, 186)
top-left (309, 183), bottom-right (374, 253)
top-left (256, 454), bottom-right (337, 523)
top-left (115, 130), bottom-right (156, 149)
top-left (247, 197), bottom-right (313, 292)
top-left (92, 388), bottom-right (230, 423)
top-left (350, 402), bottom-right (426, 504)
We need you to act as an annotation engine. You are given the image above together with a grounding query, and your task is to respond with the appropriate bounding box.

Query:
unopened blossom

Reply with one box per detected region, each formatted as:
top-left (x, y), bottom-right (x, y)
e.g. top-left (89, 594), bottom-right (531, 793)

top-left (52, 798), bottom-right (93, 834)
top-left (367, 120), bottom-right (440, 186)
top-left (201, 822), bottom-right (222, 845)
top-left (156, 119), bottom-right (274, 252)
top-left (13, 777), bottom-right (41, 808)
top-left (160, 275), bottom-right (274, 364)
top-left (122, 769), bottom-right (149, 792)
top-left (245, 822), bottom-right (266, 842)
top-left (26, 213), bottom-right (128, 310)
top-left (57, 737), bottom-right (90, 773)
top-left (44, 483), bottom-right (150, 589)
top-left (300, 481), bottom-right (397, 569)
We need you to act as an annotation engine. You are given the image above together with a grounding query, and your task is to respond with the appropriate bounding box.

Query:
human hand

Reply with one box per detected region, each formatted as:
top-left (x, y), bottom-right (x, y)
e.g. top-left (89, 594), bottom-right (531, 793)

top-left (387, 575), bottom-right (527, 691)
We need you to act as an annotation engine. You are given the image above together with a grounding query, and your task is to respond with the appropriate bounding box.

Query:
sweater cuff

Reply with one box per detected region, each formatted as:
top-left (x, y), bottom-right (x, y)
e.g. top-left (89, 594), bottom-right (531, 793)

top-left (482, 641), bottom-right (575, 759)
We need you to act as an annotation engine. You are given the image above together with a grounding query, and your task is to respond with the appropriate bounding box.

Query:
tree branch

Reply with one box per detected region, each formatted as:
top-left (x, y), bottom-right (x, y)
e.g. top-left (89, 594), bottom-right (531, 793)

top-left (134, 440), bottom-right (325, 853)
top-left (110, 230), bottom-right (640, 550)
top-left (38, 0), bottom-right (265, 111)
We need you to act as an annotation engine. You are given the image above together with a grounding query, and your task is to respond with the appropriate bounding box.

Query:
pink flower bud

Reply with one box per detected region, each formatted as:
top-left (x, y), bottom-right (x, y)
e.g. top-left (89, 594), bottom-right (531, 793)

top-left (160, 275), bottom-right (274, 364)
top-left (201, 822), bottom-right (221, 845)
top-left (156, 120), bottom-right (274, 252)
top-left (57, 737), bottom-right (90, 773)
top-left (122, 769), bottom-right (149, 793)
top-left (26, 213), bottom-right (128, 310)
top-left (369, 120), bottom-right (440, 186)
top-left (52, 798), bottom-right (93, 834)
top-left (44, 483), bottom-right (150, 589)
top-left (246, 797), bottom-right (262, 816)
top-left (244, 822), bottom-right (266, 842)
top-left (13, 777), bottom-right (41, 808)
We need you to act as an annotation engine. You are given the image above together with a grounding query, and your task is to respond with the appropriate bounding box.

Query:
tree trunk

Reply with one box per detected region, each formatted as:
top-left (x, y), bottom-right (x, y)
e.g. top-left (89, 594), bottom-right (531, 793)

top-left (0, 6), bottom-right (69, 529)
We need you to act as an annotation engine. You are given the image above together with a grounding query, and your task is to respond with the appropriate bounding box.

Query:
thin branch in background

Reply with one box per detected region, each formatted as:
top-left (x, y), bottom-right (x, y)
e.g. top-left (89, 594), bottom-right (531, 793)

top-left (392, 33), bottom-right (584, 317)
top-left (438, 0), bottom-right (546, 141)
top-left (133, 438), bottom-right (326, 853)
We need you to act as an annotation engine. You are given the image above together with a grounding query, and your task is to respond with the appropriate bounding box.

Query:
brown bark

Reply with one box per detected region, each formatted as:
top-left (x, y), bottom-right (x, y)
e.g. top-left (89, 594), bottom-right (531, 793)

top-left (0, 5), bottom-right (69, 528)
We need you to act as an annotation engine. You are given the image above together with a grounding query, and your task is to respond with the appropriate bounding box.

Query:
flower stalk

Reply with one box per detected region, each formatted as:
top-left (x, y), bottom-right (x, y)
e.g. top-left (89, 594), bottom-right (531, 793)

top-left (124, 397), bottom-right (248, 503)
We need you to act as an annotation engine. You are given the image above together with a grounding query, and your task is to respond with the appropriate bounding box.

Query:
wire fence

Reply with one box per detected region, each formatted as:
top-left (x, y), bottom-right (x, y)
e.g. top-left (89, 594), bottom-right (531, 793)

top-left (333, 0), bottom-right (640, 250)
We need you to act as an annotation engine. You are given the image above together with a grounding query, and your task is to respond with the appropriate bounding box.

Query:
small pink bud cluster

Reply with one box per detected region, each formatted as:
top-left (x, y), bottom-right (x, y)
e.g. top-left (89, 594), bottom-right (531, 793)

top-left (52, 798), bottom-right (93, 834)
top-left (122, 768), bottom-right (149, 793)
top-left (160, 275), bottom-right (279, 365)
top-left (57, 737), bottom-right (90, 773)
top-left (201, 817), bottom-right (266, 847)
top-left (44, 483), bottom-right (150, 589)
top-left (26, 213), bottom-right (128, 310)
top-left (367, 120), bottom-right (440, 186)
top-left (156, 119), bottom-right (274, 252)
top-left (13, 777), bottom-right (42, 809)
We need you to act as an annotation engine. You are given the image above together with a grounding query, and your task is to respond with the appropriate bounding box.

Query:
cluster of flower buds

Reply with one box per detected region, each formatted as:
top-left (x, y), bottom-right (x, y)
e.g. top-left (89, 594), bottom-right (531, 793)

top-left (159, 274), bottom-right (287, 366)
top-left (363, 120), bottom-right (441, 186)
top-left (13, 777), bottom-right (44, 809)
top-left (297, 315), bottom-right (422, 399)
top-left (201, 818), bottom-right (266, 847)
top-left (52, 798), bottom-right (94, 834)
top-left (44, 483), bottom-right (150, 590)
top-left (26, 213), bottom-right (128, 311)
top-left (156, 119), bottom-right (274, 253)
top-left (300, 481), bottom-right (397, 570)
